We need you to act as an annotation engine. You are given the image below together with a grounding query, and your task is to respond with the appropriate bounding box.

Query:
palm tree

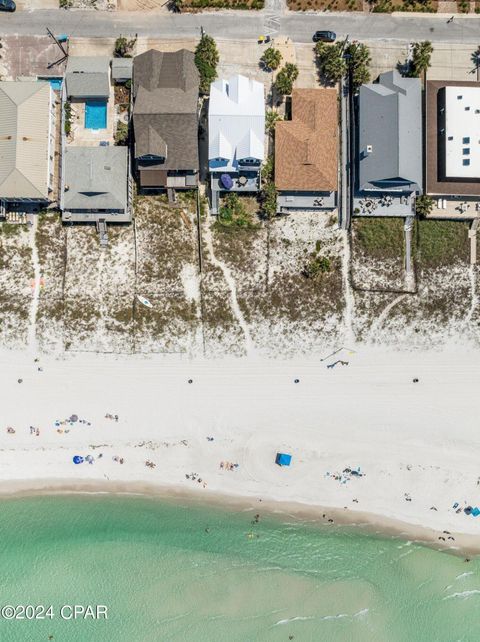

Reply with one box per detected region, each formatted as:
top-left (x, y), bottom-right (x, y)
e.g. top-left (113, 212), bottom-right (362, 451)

top-left (274, 63), bottom-right (299, 96)
top-left (315, 42), bottom-right (346, 85)
top-left (265, 109), bottom-right (281, 134)
top-left (261, 47), bottom-right (282, 72)
top-left (409, 41), bottom-right (433, 78)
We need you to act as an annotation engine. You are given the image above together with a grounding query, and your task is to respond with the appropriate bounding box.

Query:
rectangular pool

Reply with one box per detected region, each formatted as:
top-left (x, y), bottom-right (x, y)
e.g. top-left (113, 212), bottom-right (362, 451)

top-left (85, 101), bottom-right (107, 130)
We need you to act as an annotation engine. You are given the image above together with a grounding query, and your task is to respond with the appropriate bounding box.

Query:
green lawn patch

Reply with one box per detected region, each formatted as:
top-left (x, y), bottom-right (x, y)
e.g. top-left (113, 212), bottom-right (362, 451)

top-left (416, 220), bottom-right (469, 268)
top-left (353, 217), bottom-right (405, 260)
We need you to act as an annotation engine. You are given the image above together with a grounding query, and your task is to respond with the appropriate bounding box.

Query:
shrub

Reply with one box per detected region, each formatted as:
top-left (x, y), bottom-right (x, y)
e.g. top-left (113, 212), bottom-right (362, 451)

top-left (415, 194), bottom-right (434, 218)
top-left (115, 121), bottom-right (129, 146)
top-left (261, 155), bottom-right (274, 182)
top-left (114, 35), bottom-right (137, 58)
top-left (195, 34), bottom-right (219, 94)
top-left (64, 101), bottom-right (72, 136)
top-left (303, 255), bottom-right (331, 279)
top-left (217, 193), bottom-right (257, 229)
top-left (259, 181), bottom-right (277, 219)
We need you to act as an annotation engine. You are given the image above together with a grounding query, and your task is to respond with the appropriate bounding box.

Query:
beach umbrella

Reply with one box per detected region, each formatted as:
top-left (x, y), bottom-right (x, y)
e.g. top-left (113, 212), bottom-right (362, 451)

top-left (70, 414), bottom-right (78, 423)
top-left (73, 455), bottom-right (84, 465)
top-left (220, 174), bottom-right (233, 190)
top-left (275, 453), bottom-right (292, 467)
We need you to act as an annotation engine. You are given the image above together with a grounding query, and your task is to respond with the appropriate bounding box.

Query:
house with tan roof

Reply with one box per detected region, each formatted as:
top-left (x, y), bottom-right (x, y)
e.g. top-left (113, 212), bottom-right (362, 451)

top-left (0, 81), bottom-right (58, 213)
top-left (275, 88), bottom-right (338, 213)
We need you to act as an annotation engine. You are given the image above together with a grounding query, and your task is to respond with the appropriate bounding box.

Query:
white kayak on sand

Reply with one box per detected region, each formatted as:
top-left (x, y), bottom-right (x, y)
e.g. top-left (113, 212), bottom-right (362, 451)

top-left (137, 295), bottom-right (153, 309)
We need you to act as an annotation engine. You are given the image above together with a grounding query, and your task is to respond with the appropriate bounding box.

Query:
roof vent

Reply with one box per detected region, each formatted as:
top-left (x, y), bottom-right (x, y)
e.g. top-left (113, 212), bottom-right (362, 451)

top-left (366, 144), bottom-right (373, 154)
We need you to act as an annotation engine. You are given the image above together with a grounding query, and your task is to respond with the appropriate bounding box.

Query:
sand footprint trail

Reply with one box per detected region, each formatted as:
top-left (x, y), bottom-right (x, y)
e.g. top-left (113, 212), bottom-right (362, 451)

top-left (203, 214), bottom-right (255, 356)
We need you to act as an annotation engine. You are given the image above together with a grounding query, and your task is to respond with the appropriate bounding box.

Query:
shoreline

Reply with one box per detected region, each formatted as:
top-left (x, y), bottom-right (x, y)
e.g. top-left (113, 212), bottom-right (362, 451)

top-left (1, 478), bottom-right (479, 557)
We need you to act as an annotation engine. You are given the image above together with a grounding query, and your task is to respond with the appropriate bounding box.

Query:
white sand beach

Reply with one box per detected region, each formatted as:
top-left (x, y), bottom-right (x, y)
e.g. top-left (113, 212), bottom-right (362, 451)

top-left (1, 345), bottom-right (480, 552)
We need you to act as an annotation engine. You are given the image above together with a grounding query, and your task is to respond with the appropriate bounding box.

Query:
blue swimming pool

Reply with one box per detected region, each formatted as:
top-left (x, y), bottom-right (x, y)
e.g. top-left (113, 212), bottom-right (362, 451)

top-left (85, 101), bottom-right (107, 130)
top-left (38, 77), bottom-right (63, 91)
top-left (49, 78), bottom-right (63, 91)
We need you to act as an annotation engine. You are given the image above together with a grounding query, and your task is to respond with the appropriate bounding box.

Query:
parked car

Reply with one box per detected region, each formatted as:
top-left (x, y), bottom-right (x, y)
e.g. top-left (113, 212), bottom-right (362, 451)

top-left (312, 31), bottom-right (336, 43)
top-left (0, 0), bottom-right (16, 10)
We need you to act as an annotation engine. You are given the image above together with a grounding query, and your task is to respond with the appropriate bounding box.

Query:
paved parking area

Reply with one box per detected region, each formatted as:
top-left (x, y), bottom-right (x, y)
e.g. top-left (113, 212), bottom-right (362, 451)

top-left (0, 35), bottom-right (67, 80)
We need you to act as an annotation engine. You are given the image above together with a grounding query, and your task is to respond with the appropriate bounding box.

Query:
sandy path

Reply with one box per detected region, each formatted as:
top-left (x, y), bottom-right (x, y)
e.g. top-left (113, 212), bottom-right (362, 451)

top-left (27, 218), bottom-right (40, 356)
top-left (203, 215), bottom-right (254, 356)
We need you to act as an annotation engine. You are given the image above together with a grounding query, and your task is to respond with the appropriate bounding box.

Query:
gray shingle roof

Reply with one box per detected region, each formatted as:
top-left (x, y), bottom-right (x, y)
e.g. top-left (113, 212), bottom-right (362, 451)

top-left (111, 57), bottom-right (133, 81)
top-left (63, 146), bottom-right (127, 211)
top-left (66, 57), bottom-right (110, 99)
top-left (132, 50), bottom-right (199, 170)
top-left (358, 70), bottom-right (422, 193)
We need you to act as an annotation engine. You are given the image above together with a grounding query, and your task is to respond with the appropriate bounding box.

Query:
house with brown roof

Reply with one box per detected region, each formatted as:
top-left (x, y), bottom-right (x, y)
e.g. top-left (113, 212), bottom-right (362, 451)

top-left (275, 88), bottom-right (338, 213)
top-left (426, 80), bottom-right (480, 219)
top-left (132, 49), bottom-right (200, 199)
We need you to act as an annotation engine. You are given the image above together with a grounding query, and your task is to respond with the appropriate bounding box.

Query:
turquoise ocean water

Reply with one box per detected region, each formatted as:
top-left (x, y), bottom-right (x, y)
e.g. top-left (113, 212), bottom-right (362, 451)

top-left (0, 495), bottom-right (479, 642)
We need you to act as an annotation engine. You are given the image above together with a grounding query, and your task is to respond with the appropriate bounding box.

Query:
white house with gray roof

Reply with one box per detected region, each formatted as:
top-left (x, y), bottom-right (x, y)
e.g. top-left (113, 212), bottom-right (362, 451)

top-left (208, 74), bottom-right (265, 213)
top-left (62, 146), bottom-right (131, 223)
top-left (0, 81), bottom-right (57, 210)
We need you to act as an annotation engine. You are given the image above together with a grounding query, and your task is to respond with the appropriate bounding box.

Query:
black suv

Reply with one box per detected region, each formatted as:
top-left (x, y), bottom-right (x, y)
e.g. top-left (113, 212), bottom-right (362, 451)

top-left (0, 0), bottom-right (17, 11)
top-left (0, 0), bottom-right (16, 10)
top-left (312, 31), bottom-right (336, 43)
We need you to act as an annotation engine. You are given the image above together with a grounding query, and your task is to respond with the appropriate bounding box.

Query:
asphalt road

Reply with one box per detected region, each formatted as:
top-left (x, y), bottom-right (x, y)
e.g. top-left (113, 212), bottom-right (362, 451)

top-left (1, 9), bottom-right (480, 44)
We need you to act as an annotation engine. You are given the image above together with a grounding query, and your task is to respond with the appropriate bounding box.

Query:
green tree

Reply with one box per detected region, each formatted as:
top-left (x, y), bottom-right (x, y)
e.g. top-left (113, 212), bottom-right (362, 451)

top-left (408, 41), bottom-right (433, 78)
top-left (195, 34), bottom-right (219, 94)
top-left (265, 109), bottom-right (281, 134)
top-left (315, 42), bottom-right (346, 84)
top-left (260, 47), bottom-right (282, 71)
top-left (274, 63), bottom-right (299, 96)
top-left (346, 42), bottom-right (371, 90)
top-left (415, 194), bottom-right (434, 218)
top-left (114, 35), bottom-right (137, 58)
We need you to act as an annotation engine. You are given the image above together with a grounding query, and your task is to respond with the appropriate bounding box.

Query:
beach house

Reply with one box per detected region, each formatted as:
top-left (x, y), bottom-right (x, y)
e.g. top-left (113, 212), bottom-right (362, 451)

top-left (61, 146), bottom-right (131, 226)
top-left (426, 80), bottom-right (480, 220)
top-left (275, 88), bottom-right (338, 213)
top-left (64, 56), bottom-right (113, 146)
top-left (354, 70), bottom-right (422, 217)
top-left (0, 80), bottom-right (59, 217)
top-left (132, 49), bottom-right (200, 199)
top-left (208, 74), bottom-right (265, 214)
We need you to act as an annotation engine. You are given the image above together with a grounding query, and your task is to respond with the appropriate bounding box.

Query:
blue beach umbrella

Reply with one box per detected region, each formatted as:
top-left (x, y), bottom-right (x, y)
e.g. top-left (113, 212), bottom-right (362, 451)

top-left (73, 455), bottom-right (84, 465)
top-left (275, 453), bottom-right (292, 467)
top-left (220, 174), bottom-right (233, 190)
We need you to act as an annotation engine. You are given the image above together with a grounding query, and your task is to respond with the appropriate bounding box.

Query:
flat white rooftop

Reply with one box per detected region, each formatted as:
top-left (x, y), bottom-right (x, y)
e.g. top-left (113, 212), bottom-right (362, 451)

top-left (445, 86), bottom-right (480, 179)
